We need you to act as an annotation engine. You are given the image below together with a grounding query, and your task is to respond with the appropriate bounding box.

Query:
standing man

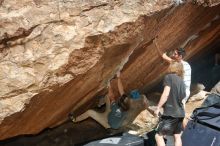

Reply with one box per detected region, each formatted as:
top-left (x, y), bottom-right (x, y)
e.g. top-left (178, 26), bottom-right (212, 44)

top-left (154, 40), bottom-right (191, 107)
top-left (154, 62), bottom-right (186, 146)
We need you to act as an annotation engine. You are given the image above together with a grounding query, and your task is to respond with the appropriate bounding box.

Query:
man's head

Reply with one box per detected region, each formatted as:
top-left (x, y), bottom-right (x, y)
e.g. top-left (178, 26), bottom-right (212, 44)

top-left (173, 48), bottom-right (186, 61)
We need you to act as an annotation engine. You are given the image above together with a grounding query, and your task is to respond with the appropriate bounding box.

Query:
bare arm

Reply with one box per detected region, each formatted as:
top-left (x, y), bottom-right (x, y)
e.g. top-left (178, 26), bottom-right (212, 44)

top-left (107, 82), bottom-right (115, 103)
top-left (154, 38), bottom-right (173, 63)
top-left (155, 86), bottom-right (170, 116)
top-left (162, 53), bottom-right (173, 63)
top-left (157, 86), bottom-right (170, 108)
top-left (117, 72), bottom-right (125, 96)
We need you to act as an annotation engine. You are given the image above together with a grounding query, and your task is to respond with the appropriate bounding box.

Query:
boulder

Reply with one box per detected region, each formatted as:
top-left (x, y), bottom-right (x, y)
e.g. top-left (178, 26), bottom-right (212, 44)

top-left (0, 0), bottom-right (219, 140)
top-left (211, 81), bottom-right (220, 95)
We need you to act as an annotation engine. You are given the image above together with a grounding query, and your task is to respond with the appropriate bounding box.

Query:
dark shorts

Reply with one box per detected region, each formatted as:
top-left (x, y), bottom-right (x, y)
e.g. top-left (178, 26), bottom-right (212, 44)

top-left (156, 116), bottom-right (184, 136)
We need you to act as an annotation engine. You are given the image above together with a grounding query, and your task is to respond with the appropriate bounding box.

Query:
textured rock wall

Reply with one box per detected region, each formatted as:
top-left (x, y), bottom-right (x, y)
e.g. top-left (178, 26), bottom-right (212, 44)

top-left (0, 0), bottom-right (219, 140)
top-left (0, 0), bottom-right (174, 140)
top-left (195, 0), bottom-right (220, 6)
top-left (0, 0), bottom-right (172, 123)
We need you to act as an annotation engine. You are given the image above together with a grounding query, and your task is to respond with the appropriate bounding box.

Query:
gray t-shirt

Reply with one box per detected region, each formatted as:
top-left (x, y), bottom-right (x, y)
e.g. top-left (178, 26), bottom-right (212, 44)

top-left (108, 95), bottom-right (146, 129)
top-left (108, 102), bottom-right (127, 129)
top-left (163, 74), bottom-right (186, 118)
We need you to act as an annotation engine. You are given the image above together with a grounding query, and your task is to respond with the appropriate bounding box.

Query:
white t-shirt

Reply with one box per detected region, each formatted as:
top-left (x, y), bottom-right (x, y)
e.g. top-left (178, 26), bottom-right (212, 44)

top-left (181, 60), bottom-right (191, 99)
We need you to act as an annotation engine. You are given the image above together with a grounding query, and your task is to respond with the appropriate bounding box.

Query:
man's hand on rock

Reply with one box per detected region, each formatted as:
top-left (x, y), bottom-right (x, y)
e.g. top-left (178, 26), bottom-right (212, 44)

top-left (153, 37), bottom-right (163, 58)
top-left (116, 71), bottom-right (121, 78)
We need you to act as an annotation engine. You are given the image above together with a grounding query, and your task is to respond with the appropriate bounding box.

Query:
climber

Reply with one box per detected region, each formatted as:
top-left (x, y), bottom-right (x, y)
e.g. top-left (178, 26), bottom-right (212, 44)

top-left (154, 62), bottom-right (186, 146)
top-left (154, 39), bottom-right (191, 108)
top-left (69, 72), bottom-right (149, 129)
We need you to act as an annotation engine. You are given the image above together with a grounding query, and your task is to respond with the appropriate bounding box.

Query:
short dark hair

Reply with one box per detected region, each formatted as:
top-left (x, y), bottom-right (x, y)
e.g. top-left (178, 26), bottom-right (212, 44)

top-left (176, 48), bottom-right (186, 57)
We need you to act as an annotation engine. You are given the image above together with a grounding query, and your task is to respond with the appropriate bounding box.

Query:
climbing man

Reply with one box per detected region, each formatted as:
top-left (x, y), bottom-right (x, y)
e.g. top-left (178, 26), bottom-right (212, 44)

top-left (69, 72), bottom-right (149, 130)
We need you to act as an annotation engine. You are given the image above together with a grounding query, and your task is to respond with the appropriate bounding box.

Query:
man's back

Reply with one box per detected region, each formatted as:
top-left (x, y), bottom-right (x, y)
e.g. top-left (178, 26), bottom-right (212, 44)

top-left (163, 74), bottom-right (185, 118)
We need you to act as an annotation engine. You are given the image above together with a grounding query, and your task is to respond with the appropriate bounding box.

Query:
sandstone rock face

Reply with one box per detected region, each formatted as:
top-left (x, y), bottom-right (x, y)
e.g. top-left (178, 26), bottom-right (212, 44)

top-left (0, 0), bottom-right (219, 140)
top-left (0, 0), bottom-right (172, 123)
top-left (195, 0), bottom-right (220, 6)
top-left (0, 0), bottom-right (173, 139)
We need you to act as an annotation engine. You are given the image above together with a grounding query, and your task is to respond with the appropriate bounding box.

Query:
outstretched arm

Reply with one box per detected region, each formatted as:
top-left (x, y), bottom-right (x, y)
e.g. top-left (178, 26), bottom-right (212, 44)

top-left (154, 38), bottom-right (173, 63)
top-left (107, 82), bottom-right (115, 103)
top-left (162, 53), bottom-right (173, 63)
top-left (117, 72), bottom-right (125, 96)
top-left (155, 86), bottom-right (170, 116)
